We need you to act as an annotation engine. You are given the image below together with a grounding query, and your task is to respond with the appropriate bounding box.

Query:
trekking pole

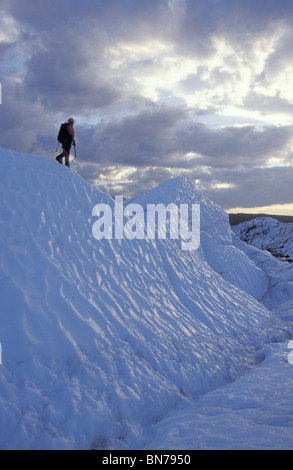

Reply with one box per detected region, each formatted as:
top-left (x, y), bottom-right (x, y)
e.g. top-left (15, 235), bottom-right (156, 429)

top-left (74, 144), bottom-right (77, 159)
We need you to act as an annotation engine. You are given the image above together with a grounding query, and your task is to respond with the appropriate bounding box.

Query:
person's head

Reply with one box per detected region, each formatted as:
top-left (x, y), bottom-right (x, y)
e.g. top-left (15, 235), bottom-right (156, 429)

top-left (68, 118), bottom-right (75, 125)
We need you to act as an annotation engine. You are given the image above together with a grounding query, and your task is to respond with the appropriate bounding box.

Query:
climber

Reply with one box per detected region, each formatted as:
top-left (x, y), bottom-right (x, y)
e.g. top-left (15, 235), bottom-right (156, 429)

top-left (56, 118), bottom-right (76, 167)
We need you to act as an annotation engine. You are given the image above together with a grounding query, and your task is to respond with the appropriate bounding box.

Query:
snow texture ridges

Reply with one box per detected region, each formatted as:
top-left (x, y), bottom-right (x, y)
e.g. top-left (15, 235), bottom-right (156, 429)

top-left (0, 148), bottom-right (292, 449)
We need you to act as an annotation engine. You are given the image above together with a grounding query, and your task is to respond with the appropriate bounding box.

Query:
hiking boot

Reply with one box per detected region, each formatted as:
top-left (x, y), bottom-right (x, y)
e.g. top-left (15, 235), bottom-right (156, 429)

top-left (65, 162), bottom-right (70, 168)
top-left (56, 154), bottom-right (63, 164)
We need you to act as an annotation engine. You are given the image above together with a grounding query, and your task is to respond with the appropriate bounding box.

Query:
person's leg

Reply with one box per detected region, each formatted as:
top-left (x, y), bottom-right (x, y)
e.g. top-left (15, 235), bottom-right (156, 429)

top-left (64, 151), bottom-right (70, 167)
top-left (56, 140), bottom-right (71, 166)
top-left (62, 139), bottom-right (71, 167)
top-left (56, 153), bottom-right (63, 164)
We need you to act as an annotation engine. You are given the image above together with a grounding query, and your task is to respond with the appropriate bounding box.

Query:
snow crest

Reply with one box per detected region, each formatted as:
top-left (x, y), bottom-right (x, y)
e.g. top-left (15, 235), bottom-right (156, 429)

top-left (0, 148), bottom-right (292, 450)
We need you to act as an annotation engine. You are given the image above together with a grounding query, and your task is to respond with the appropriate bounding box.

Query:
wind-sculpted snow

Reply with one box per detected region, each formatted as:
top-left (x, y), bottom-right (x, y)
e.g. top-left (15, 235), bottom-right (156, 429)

top-left (130, 178), bottom-right (268, 302)
top-left (0, 148), bottom-right (290, 449)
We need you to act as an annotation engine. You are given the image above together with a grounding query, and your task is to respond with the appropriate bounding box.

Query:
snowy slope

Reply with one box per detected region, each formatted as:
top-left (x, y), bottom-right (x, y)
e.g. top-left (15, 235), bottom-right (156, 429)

top-left (232, 218), bottom-right (293, 310)
top-left (130, 178), bottom-right (268, 301)
top-left (0, 148), bottom-right (292, 450)
top-left (233, 217), bottom-right (293, 262)
top-left (143, 338), bottom-right (293, 450)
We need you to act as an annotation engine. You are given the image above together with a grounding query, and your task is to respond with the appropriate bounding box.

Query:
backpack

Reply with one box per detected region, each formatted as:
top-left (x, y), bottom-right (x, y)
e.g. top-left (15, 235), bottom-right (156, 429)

top-left (57, 123), bottom-right (69, 143)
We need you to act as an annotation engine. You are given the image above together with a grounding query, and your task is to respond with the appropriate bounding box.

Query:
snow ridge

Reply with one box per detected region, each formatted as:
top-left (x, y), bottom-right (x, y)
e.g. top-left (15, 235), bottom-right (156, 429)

top-left (0, 148), bottom-right (292, 450)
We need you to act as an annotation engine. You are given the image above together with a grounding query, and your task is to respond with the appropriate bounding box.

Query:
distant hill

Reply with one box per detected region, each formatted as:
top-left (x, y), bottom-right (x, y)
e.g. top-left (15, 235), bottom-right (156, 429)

top-left (232, 216), bottom-right (293, 263)
top-left (229, 213), bottom-right (293, 226)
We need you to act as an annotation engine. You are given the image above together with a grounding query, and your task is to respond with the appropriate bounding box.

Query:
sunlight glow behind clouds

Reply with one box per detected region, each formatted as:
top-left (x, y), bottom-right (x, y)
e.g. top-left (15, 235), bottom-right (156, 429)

top-left (103, 24), bottom-right (293, 132)
top-left (228, 203), bottom-right (293, 216)
top-left (106, 40), bottom-right (196, 103)
top-left (1, 0), bottom-right (293, 213)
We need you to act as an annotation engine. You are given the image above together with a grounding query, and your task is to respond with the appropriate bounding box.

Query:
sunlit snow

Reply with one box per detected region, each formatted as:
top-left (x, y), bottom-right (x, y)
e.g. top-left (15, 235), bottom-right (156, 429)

top-left (0, 148), bottom-right (292, 450)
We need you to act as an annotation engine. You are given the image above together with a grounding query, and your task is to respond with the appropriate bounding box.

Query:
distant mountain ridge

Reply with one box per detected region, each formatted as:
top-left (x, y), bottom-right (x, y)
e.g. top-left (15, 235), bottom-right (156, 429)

top-left (229, 213), bottom-right (293, 226)
top-left (232, 216), bottom-right (293, 263)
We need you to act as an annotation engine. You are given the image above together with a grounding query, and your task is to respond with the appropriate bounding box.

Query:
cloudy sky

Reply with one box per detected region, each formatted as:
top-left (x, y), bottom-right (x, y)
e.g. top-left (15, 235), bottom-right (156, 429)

top-left (1, 0), bottom-right (293, 213)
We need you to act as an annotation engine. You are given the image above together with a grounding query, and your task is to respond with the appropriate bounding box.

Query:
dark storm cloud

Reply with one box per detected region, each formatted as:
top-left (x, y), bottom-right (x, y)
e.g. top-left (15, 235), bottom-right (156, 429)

top-left (2, 0), bottom-right (167, 29)
top-left (1, 0), bottom-right (293, 210)
top-left (177, 123), bottom-right (293, 168)
top-left (1, 0), bottom-right (169, 114)
top-left (23, 35), bottom-right (121, 114)
top-left (78, 111), bottom-right (293, 170)
top-left (0, 75), bottom-right (53, 153)
top-left (73, 112), bottom-right (293, 208)
top-left (82, 105), bottom-right (189, 166)
top-left (203, 165), bottom-right (293, 209)
top-left (161, 0), bottom-right (291, 60)
top-left (180, 0), bottom-right (293, 40)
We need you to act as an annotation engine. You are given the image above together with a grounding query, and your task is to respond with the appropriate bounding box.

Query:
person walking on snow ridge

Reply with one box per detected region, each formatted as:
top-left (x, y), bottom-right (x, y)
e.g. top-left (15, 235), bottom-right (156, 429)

top-left (56, 118), bottom-right (76, 167)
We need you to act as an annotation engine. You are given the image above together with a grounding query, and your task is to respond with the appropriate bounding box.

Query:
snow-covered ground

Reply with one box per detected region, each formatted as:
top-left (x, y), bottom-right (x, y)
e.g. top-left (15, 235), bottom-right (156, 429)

top-left (233, 217), bottom-right (293, 263)
top-left (0, 147), bottom-right (293, 450)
